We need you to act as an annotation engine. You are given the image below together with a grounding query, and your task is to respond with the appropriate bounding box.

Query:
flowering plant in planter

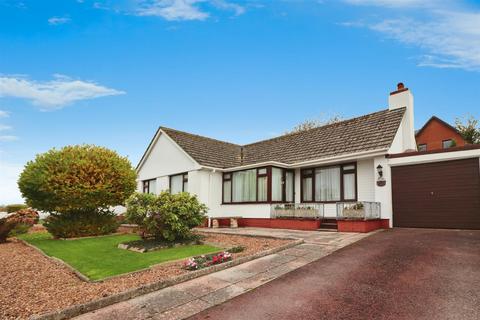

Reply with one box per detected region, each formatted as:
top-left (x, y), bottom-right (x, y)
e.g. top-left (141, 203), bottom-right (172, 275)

top-left (184, 251), bottom-right (232, 270)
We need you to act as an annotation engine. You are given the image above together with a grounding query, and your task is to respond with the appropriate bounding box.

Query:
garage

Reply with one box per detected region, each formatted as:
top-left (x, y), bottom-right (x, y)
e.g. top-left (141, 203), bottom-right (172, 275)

top-left (392, 157), bottom-right (480, 229)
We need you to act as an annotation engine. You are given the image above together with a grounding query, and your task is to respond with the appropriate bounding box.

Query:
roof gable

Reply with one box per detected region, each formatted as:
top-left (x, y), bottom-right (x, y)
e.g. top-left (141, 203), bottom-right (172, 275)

top-left (416, 116), bottom-right (461, 138)
top-left (156, 107), bottom-right (406, 169)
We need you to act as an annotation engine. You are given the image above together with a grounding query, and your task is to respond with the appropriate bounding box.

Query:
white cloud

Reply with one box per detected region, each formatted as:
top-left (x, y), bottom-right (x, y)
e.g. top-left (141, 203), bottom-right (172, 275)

top-left (0, 160), bottom-right (24, 205)
top-left (210, 0), bottom-right (245, 16)
top-left (48, 16), bottom-right (71, 25)
top-left (0, 124), bottom-right (12, 131)
top-left (0, 74), bottom-right (125, 110)
top-left (135, 0), bottom-right (244, 21)
top-left (137, 0), bottom-right (210, 20)
top-left (342, 1), bottom-right (480, 70)
top-left (369, 10), bottom-right (480, 70)
top-left (0, 110), bottom-right (8, 118)
top-left (0, 135), bottom-right (18, 142)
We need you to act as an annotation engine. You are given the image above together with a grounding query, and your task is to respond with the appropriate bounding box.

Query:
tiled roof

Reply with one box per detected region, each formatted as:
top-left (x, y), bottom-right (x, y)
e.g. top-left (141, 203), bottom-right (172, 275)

top-left (160, 107), bottom-right (406, 169)
top-left (160, 127), bottom-right (243, 168)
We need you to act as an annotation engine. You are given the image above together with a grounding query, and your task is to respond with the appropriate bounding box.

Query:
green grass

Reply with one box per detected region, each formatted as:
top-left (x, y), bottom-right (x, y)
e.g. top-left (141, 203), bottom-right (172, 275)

top-left (19, 232), bottom-right (219, 280)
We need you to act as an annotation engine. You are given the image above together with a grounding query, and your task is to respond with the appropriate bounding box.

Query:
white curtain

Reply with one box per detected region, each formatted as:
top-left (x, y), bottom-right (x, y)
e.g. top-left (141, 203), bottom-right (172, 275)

top-left (223, 180), bottom-right (231, 202)
top-left (271, 168), bottom-right (283, 201)
top-left (148, 179), bottom-right (157, 194)
top-left (170, 175), bottom-right (183, 194)
top-left (315, 167), bottom-right (340, 201)
top-left (343, 173), bottom-right (355, 200)
top-left (233, 169), bottom-right (256, 202)
top-left (302, 177), bottom-right (313, 201)
top-left (285, 171), bottom-right (294, 202)
top-left (257, 176), bottom-right (267, 201)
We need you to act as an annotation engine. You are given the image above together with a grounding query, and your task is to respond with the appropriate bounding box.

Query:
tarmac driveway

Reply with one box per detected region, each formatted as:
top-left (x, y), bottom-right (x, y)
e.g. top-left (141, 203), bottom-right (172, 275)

top-left (190, 228), bottom-right (480, 320)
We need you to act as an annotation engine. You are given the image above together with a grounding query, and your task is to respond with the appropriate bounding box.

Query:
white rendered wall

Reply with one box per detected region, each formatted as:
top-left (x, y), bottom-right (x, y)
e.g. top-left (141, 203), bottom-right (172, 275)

top-left (373, 155), bottom-right (392, 226)
top-left (137, 133), bottom-right (198, 182)
top-left (357, 159), bottom-right (375, 202)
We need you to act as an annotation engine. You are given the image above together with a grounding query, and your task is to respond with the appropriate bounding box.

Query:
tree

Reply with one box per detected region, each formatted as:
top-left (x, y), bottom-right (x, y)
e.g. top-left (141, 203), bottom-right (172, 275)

top-left (18, 145), bottom-right (137, 237)
top-left (125, 191), bottom-right (208, 242)
top-left (285, 113), bottom-right (344, 134)
top-left (455, 115), bottom-right (480, 144)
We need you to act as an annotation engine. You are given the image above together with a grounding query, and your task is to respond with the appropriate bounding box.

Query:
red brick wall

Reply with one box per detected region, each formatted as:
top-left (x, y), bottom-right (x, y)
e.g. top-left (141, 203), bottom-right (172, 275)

top-left (337, 219), bottom-right (390, 233)
top-left (416, 118), bottom-right (466, 151)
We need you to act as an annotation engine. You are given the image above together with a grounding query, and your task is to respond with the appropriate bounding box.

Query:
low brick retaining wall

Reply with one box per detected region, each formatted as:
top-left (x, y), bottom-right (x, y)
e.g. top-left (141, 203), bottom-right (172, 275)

top-left (337, 219), bottom-right (389, 233)
top-left (213, 218), bottom-right (321, 231)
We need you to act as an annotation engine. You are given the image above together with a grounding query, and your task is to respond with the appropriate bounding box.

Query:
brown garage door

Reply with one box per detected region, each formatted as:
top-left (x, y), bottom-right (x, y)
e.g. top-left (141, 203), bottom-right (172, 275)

top-left (392, 158), bottom-right (480, 229)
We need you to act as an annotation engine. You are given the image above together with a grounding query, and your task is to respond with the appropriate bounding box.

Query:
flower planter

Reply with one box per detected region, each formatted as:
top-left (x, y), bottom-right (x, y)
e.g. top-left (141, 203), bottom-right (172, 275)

top-left (271, 208), bottom-right (319, 219)
top-left (342, 208), bottom-right (366, 219)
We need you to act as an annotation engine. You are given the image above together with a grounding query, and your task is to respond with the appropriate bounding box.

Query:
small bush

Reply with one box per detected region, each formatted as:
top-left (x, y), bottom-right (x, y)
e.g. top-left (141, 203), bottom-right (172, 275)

top-left (125, 191), bottom-right (208, 242)
top-left (44, 210), bottom-right (119, 239)
top-left (0, 208), bottom-right (39, 243)
top-left (227, 246), bottom-right (245, 253)
top-left (6, 204), bottom-right (28, 213)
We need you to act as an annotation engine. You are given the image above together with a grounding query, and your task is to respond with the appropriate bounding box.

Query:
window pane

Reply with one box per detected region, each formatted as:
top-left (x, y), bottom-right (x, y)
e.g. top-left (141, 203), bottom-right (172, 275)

top-left (443, 140), bottom-right (453, 149)
top-left (343, 164), bottom-right (355, 171)
top-left (143, 181), bottom-right (149, 193)
top-left (418, 144), bottom-right (427, 152)
top-left (148, 179), bottom-right (156, 194)
top-left (223, 180), bottom-right (231, 203)
top-left (272, 168), bottom-right (283, 201)
top-left (170, 175), bottom-right (183, 194)
top-left (233, 169), bottom-right (256, 202)
top-left (183, 174), bottom-right (188, 192)
top-left (315, 167), bottom-right (340, 201)
top-left (257, 176), bottom-right (267, 202)
top-left (258, 168), bottom-right (267, 175)
top-left (285, 171), bottom-right (294, 202)
top-left (343, 173), bottom-right (356, 200)
top-left (302, 177), bottom-right (313, 201)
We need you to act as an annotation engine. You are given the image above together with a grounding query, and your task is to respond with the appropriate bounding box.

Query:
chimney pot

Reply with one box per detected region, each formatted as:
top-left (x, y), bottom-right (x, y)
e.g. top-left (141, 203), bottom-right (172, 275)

top-left (397, 82), bottom-right (405, 90)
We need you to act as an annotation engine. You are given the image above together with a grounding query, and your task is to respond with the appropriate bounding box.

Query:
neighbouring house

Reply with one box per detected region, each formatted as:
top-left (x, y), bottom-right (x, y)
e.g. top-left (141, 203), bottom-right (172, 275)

top-left (136, 83), bottom-right (480, 231)
top-left (416, 116), bottom-right (466, 151)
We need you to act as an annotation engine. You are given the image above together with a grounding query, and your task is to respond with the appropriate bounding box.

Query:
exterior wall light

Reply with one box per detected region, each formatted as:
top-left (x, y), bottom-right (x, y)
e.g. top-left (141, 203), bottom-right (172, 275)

top-left (376, 165), bottom-right (383, 178)
top-left (376, 164), bottom-right (386, 187)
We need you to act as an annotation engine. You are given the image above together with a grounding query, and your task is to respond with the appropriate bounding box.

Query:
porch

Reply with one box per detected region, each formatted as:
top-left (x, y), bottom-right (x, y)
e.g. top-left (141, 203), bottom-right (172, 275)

top-left (210, 201), bottom-right (389, 233)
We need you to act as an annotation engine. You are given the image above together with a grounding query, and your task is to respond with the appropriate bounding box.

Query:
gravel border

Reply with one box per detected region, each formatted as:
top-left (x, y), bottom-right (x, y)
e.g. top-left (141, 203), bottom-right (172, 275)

top-left (29, 237), bottom-right (302, 320)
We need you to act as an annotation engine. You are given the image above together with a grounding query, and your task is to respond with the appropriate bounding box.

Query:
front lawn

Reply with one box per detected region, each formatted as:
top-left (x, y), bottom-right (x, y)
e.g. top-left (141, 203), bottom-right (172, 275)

top-left (19, 232), bottom-right (220, 280)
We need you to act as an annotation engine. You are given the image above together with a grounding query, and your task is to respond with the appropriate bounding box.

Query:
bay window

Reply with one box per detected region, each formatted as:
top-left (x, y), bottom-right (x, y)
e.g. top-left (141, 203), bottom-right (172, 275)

top-left (223, 167), bottom-right (294, 204)
top-left (170, 173), bottom-right (188, 194)
top-left (301, 163), bottom-right (357, 203)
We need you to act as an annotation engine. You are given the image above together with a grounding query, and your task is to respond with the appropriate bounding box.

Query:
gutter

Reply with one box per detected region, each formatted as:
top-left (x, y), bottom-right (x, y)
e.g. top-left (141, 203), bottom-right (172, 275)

top-left (200, 148), bottom-right (389, 172)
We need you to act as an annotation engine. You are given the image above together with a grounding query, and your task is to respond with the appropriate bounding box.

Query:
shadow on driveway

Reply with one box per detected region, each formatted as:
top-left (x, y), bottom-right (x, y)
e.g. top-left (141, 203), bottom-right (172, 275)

top-left (190, 228), bottom-right (480, 320)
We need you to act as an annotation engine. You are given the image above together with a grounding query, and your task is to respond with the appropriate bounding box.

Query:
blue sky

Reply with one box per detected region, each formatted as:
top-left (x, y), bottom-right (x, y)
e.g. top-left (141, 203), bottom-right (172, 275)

top-left (1, 0), bottom-right (480, 204)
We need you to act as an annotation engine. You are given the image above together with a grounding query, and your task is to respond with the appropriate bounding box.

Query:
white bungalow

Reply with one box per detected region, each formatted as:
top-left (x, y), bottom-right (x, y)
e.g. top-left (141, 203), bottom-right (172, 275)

top-left (135, 83), bottom-right (423, 232)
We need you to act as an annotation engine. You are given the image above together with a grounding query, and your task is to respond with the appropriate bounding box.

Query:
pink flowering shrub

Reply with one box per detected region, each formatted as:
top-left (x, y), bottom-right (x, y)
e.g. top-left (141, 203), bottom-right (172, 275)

top-left (184, 251), bottom-right (232, 270)
top-left (0, 208), bottom-right (39, 243)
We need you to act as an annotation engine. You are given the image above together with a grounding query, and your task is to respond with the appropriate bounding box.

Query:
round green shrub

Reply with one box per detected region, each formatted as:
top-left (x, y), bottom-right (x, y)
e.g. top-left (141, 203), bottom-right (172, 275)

top-left (18, 145), bottom-right (136, 238)
top-left (125, 191), bottom-right (208, 242)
